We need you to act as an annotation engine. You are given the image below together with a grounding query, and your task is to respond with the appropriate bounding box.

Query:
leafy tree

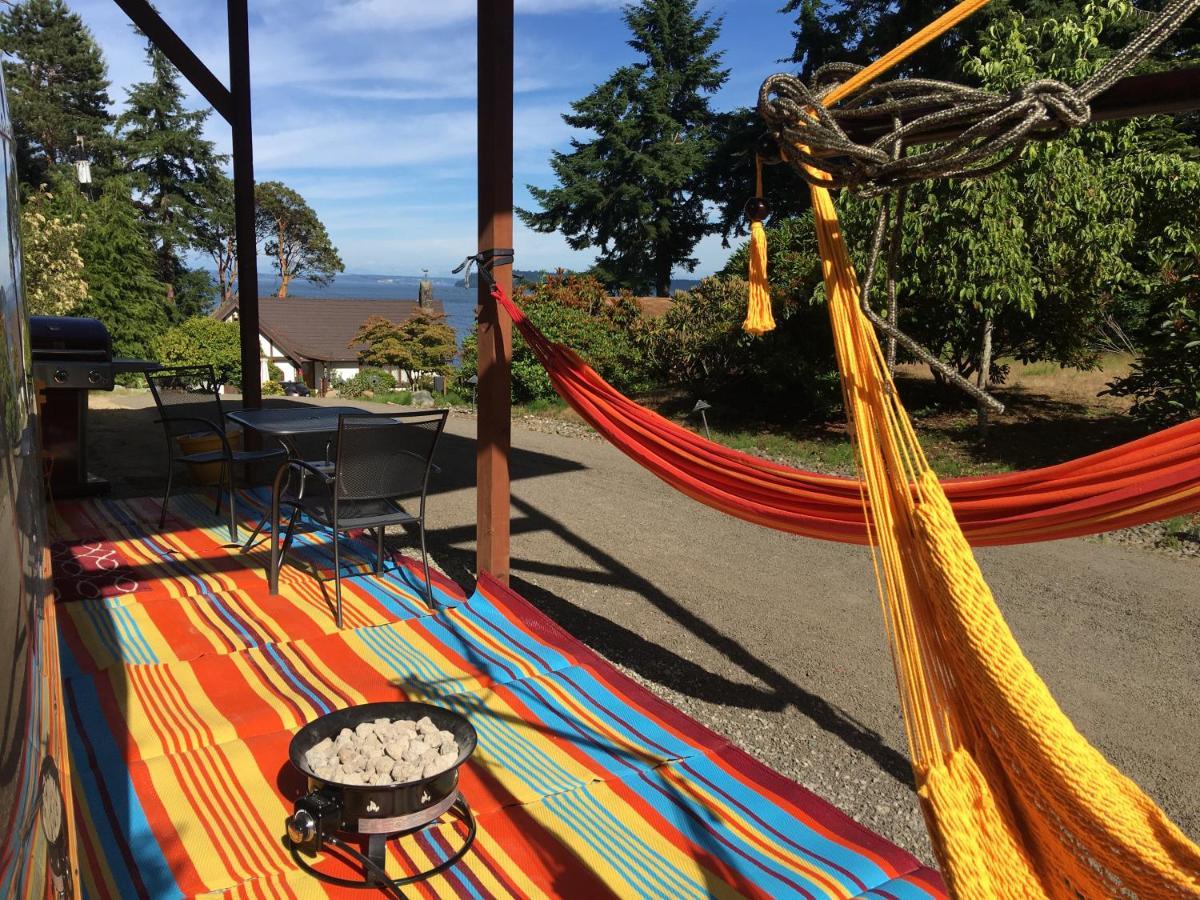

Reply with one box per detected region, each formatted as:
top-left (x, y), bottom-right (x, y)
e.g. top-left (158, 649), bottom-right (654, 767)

top-left (64, 178), bottom-right (169, 359)
top-left (519, 0), bottom-right (728, 296)
top-left (254, 181), bottom-right (343, 297)
top-left (20, 185), bottom-right (87, 315)
top-left (153, 316), bottom-right (243, 386)
top-left (886, 1), bottom-right (1200, 416)
top-left (780, 0), bottom-right (1152, 83)
top-left (0, 0), bottom-right (112, 187)
top-left (194, 172), bottom-right (237, 305)
top-left (116, 40), bottom-right (225, 317)
top-left (351, 311), bottom-right (457, 387)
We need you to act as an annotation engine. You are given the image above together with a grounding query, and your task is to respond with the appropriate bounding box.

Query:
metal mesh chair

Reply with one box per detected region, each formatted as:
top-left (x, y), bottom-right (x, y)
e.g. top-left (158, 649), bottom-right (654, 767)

top-left (268, 409), bottom-right (448, 625)
top-left (146, 365), bottom-right (285, 542)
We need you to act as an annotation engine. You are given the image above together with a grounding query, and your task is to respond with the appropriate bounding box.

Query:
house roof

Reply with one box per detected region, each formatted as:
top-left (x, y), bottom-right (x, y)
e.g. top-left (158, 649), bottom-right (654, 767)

top-left (214, 296), bottom-right (447, 363)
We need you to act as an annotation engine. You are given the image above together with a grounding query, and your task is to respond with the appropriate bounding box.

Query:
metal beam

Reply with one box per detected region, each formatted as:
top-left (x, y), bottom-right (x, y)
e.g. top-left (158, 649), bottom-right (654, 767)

top-left (832, 67), bottom-right (1200, 148)
top-left (111, 0), bottom-right (233, 123)
top-left (227, 0), bottom-right (261, 410)
top-left (476, 0), bottom-right (514, 583)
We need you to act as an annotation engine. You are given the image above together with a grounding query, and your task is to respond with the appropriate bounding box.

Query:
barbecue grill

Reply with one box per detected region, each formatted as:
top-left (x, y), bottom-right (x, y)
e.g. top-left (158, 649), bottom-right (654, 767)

top-left (285, 701), bottom-right (478, 895)
top-left (30, 316), bottom-right (158, 496)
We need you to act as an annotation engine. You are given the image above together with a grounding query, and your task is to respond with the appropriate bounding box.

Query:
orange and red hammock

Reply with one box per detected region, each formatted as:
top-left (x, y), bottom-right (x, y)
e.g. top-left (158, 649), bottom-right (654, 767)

top-left (490, 285), bottom-right (1200, 547)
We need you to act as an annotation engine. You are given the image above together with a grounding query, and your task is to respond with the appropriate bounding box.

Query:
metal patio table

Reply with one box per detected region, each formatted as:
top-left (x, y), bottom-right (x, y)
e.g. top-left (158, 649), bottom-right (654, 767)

top-left (226, 405), bottom-right (368, 445)
top-left (226, 404), bottom-right (367, 561)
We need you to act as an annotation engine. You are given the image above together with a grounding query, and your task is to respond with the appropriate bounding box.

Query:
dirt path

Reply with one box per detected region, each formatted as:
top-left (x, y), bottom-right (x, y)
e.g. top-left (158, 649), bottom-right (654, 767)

top-left (88, 391), bottom-right (1200, 863)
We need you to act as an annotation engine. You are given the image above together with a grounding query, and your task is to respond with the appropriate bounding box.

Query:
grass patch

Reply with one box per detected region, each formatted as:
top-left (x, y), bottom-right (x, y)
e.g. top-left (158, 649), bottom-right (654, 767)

top-left (708, 427), bottom-right (858, 474)
top-left (704, 422), bottom-right (1017, 478)
top-left (501, 354), bottom-right (1152, 482)
top-left (1158, 514), bottom-right (1200, 549)
top-left (375, 390), bottom-right (413, 405)
top-left (513, 397), bottom-right (572, 417)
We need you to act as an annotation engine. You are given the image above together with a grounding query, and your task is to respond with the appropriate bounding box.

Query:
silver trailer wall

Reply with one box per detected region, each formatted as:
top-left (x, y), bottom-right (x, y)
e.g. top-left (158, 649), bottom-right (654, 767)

top-left (0, 70), bottom-right (79, 897)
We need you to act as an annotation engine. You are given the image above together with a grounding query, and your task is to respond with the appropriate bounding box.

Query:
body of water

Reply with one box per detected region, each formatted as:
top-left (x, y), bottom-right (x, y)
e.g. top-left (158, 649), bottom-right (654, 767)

top-left (255, 272), bottom-right (706, 346)
top-left (257, 273), bottom-right (478, 344)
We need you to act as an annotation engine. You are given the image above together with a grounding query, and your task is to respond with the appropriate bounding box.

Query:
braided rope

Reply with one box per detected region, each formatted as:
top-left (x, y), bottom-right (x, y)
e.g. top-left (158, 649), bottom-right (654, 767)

top-left (759, 0), bottom-right (1200, 195)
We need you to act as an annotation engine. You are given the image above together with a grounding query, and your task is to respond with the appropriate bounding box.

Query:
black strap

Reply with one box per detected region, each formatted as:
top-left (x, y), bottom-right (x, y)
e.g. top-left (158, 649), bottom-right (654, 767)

top-left (452, 248), bottom-right (514, 288)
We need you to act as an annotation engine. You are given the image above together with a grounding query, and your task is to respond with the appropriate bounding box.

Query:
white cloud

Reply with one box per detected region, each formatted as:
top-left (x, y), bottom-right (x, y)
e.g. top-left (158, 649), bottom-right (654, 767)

top-left (69, 0), bottom-right (754, 279)
top-left (325, 0), bottom-right (625, 32)
top-left (252, 101), bottom-right (572, 171)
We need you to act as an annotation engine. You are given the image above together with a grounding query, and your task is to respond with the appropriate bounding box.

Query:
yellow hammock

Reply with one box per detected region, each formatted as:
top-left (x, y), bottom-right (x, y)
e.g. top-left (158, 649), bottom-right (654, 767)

top-left (798, 0), bottom-right (1200, 895)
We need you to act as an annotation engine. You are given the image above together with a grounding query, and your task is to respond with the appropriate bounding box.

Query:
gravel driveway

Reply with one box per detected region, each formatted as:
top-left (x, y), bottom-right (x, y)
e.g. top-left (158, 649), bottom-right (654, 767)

top-left (88, 391), bottom-right (1200, 864)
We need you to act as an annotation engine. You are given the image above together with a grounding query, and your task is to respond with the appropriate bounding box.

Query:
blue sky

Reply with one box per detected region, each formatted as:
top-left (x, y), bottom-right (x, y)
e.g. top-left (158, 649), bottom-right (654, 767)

top-left (69, 0), bottom-right (795, 277)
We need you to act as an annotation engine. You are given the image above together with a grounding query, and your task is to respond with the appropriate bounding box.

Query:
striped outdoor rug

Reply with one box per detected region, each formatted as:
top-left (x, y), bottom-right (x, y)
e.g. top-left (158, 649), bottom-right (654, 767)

top-left (51, 491), bottom-right (945, 899)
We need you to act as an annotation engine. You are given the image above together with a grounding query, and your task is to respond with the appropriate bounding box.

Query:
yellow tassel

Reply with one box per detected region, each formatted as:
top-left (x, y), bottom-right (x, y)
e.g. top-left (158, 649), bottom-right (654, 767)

top-left (744, 154), bottom-right (775, 336)
top-left (744, 219), bottom-right (774, 335)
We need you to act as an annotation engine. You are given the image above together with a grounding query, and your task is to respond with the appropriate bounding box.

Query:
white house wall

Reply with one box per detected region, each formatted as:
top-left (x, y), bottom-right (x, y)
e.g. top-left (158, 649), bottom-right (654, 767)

top-left (259, 334), bottom-right (301, 381)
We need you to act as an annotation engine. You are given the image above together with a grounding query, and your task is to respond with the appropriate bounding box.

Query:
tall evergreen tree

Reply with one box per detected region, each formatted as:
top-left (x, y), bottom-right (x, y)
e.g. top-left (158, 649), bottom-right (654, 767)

top-left (116, 40), bottom-right (225, 318)
top-left (519, 0), bottom-right (728, 296)
top-left (0, 0), bottom-right (112, 187)
top-left (54, 178), bottom-right (170, 360)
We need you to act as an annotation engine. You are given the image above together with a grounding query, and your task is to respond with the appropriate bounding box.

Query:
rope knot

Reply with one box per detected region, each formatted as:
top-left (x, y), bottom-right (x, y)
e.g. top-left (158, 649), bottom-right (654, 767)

top-left (1013, 79), bottom-right (1090, 135)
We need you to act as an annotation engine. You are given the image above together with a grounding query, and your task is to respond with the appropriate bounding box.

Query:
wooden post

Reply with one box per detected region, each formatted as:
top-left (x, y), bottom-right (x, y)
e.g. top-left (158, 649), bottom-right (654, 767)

top-left (476, 0), bottom-right (513, 582)
top-left (228, 0), bottom-right (261, 410)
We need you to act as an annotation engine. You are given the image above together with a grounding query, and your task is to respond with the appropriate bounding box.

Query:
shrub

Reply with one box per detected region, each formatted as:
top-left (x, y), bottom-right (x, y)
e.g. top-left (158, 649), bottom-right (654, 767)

top-left (153, 317), bottom-right (243, 386)
top-left (338, 366), bottom-right (397, 398)
top-left (20, 186), bottom-right (87, 316)
top-left (458, 272), bottom-right (651, 403)
top-left (1105, 296), bottom-right (1200, 425)
top-left (261, 379), bottom-right (284, 396)
top-left (267, 361), bottom-right (284, 382)
top-left (647, 273), bottom-right (841, 417)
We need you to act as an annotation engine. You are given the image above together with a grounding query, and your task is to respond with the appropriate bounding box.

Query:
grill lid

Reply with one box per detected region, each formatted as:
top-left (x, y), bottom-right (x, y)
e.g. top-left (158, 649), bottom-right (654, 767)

top-left (29, 316), bottom-right (112, 361)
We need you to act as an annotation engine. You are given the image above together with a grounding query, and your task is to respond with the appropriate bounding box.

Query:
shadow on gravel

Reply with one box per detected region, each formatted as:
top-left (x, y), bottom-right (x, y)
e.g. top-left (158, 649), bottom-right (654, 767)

top-left (425, 496), bottom-right (916, 789)
top-left (951, 391), bottom-right (1148, 471)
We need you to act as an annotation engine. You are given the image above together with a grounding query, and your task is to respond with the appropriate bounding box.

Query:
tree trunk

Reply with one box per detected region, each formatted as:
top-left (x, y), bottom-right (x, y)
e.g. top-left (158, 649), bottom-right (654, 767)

top-left (229, 238), bottom-right (239, 302)
top-left (654, 246), bottom-right (671, 298)
top-left (277, 220), bottom-right (288, 297)
top-left (976, 313), bottom-right (994, 439)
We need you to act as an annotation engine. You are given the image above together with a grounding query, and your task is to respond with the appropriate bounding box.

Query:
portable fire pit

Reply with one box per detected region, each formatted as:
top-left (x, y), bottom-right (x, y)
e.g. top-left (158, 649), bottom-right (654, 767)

top-left (285, 701), bottom-right (478, 895)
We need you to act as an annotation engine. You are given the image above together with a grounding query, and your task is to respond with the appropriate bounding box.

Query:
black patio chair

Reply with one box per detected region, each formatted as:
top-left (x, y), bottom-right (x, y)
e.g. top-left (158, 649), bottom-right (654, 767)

top-left (268, 409), bottom-right (448, 626)
top-left (146, 365), bottom-right (286, 542)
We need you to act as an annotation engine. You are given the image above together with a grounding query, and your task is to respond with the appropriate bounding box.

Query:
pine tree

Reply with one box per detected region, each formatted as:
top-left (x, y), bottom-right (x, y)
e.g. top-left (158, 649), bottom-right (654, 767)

top-left (116, 40), bottom-right (225, 318)
top-left (519, 0), bottom-right (728, 296)
top-left (63, 178), bottom-right (170, 360)
top-left (0, 0), bottom-right (112, 187)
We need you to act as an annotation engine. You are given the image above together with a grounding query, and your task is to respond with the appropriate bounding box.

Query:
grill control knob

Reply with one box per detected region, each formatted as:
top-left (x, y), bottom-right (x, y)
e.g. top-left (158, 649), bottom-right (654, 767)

top-left (53, 369), bottom-right (68, 384)
top-left (88, 370), bottom-right (102, 385)
top-left (286, 809), bottom-right (317, 847)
